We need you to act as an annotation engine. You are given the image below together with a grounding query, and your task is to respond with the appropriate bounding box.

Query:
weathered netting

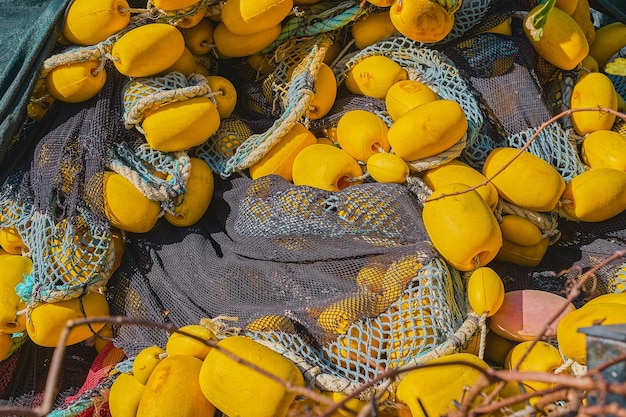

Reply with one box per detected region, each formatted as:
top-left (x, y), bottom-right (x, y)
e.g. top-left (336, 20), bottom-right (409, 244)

top-left (0, 340), bottom-right (98, 411)
top-left (0, 172), bottom-right (34, 250)
top-left (108, 175), bottom-right (473, 396)
top-left (606, 46), bottom-right (626, 99)
top-left (261, 35), bottom-right (336, 118)
top-left (0, 64), bottom-right (157, 412)
top-left (439, 0), bottom-right (494, 43)
top-left (2, 0), bottom-right (625, 414)
top-left (332, 35), bottom-right (484, 171)
top-left (191, 117), bottom-right (252, 175)
top-left (15, 210), bottom-right (112, 304)
top-left (442, 9), bottom-right (585, 181)
top-left (46, 342), bottom-right (126, 417)
top-left (260, 1), bottom-right (366, 55)
top-left (438, 1), bottom-right (626, 303)
top-left (4, 70), bottom-right (146, 309)
top-left (121, 72), bottom-right (215, 131)
top-left (210, 35), bottom-right (333, 177)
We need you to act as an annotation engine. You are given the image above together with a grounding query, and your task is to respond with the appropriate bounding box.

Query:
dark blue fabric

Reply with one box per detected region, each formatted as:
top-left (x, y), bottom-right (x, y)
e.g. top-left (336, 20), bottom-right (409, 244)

top-left (589, 0), bottom-right (626, 24)
top-left (0, 0), bottom-right (72, 165)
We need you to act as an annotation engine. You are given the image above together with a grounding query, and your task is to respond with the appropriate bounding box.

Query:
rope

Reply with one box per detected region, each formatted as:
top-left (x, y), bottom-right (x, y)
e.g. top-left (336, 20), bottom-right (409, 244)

top-left (107, 144), bottom-right (191, 202)
top-left (477, 312), bottom-right (487, 360)
top-left (405, 132), bottom-right (468, 172)
top-left (123, 73), bottom-right (213, 129)
top-left (497, 200), bottom-right (562, 243)
top-left (223, 38), bottom-right (331, 176)
top-left (260, 2), bottom-right (366, 54)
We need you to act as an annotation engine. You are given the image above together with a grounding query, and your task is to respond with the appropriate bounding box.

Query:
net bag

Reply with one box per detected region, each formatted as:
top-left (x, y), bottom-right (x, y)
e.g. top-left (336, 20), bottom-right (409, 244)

top-left (440, 1), bottom-right (626, 302)
top-left (440, 0), bottom-right (495, 43)
top-left (104, 25), bottom-right (491, 400)
top-left (0, 61), bottom-right (192, 410)
top-left (2, 0), bottom-right (624, 415)
top-left (108, 173), bottom-right (477, 398)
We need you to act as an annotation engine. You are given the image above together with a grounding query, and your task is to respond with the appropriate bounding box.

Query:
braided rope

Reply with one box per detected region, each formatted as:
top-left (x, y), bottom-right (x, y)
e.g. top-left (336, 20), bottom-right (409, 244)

top-left (107, 143), bottom-right (191, 202)
top-left (260, 2), bottom-right (366, 55)
top-left (495, 199), bottom-right (562, 243)
top-left (38, 17), bottom-right (151, 79)
top-left (477, 312), bottom-right (488, 360)
top-left (222, 38), bottom-right (332, 176)
top-left (405, 132), bottom-right (468, 173)
top-left (39, 43), bottom-right (112, 79)
top-left (405, 175), bottom-right (432, 207)
top-left (122, 73), bottom-right (213, 129)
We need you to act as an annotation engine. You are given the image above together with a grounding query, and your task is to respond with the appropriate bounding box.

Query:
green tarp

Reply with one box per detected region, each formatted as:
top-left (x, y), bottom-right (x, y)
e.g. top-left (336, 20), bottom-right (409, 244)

top-left (0, 0), bottom-right (71, 165)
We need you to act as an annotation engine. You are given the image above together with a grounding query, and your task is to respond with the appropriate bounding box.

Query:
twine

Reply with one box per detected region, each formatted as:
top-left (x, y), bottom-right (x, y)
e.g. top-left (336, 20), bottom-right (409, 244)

top-left (260, 2), bottom-right (366, 55)
top-left (199, 315), bottom-right (242, 338)
top-left (405, 132), bottom-right (468, 173)
top-left (223, 37), bottom-right (332, 176)
top-left (40, 43), bottom-right (112, 79)
top-left (495, 199), bottom-right (562, 243)
top-left (477, 312), bottom-right (488, 360)
top-left (123, 73), bottom-right (213, 129)
top-left (107, 144), bottom-right (191, 202)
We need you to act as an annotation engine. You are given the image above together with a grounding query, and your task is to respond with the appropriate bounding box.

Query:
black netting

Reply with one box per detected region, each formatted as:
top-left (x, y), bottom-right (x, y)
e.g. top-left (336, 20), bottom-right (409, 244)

top-left (0, 341), bottom-right (97, 410)
top-left (443, 9), bottom-right (551, 142)
top-left (106, 175), bottom-right (461, 381)
top-left (0, 0), bottom-right (625, 414)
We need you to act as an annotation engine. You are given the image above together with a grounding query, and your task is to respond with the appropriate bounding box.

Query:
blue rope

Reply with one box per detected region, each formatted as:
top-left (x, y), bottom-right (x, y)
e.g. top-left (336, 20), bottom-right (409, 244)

top-left (260, 4), bottom-right (366, 54)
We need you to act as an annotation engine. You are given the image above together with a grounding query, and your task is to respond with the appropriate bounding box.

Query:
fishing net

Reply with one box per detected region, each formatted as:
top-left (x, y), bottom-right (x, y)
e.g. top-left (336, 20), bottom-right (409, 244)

top-left (0, 340), bottom-right (98, 411)
top-left (440, 0), bottom-right (494, 43)
top-left (441, 0), bottom-right (626, 305)
top-left (325, 34), bottom-right (484, 174)
top-left (443, 2), bottom-right (585, 182)
top-left (1, 0), bottom-right (625, 415)
top-left (107, 174), bottom-right (473, 395)
top-left (198, 34), bottom-right (335, 177)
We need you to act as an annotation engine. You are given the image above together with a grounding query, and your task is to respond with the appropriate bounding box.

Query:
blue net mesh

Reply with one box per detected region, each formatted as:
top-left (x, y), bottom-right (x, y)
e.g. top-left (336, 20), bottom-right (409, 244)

top-left (334, 35), bottom-right (484, 170)
top-left (506, 124), bottom-right (584, 182)
top-left (220, 36), bottom-right (333, 177)
top-left (261, 1), bottom-right (366, 55)
top-left (440, 0), bottom-right (494, 43)
top-left (0, 172), bottom-right (34, 242)
top-left (607, 46), bottom-right (626, 99)
top-left (107, 142), bottom-right (190, 204)
top-left (122, 72), bottom-right (213, 129)
top-left (17, 210), bottom-right (112, 305)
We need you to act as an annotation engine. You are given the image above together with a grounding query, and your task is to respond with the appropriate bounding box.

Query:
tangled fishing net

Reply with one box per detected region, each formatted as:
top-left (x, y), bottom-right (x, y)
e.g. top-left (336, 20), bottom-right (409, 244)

top-left (0, 0), bottom-right (625, 415)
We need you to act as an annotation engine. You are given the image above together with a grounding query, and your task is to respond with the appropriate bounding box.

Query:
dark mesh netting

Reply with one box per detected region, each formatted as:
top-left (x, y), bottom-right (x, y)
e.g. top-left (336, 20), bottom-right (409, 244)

top-left (439, 0), bottom-right (625, 306)
top-left (0, 341), bottom-right (97, 409)
top-left (0, 0), bottom-right (625, 414)
top-left (108, 175), bottom-right (471, 387)
top-left (490, 211), bottom-right (626, 308)
top-left (0, 67), bottom-right (152, 409)
top-left (443, 1), bottom-right (585, 182)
